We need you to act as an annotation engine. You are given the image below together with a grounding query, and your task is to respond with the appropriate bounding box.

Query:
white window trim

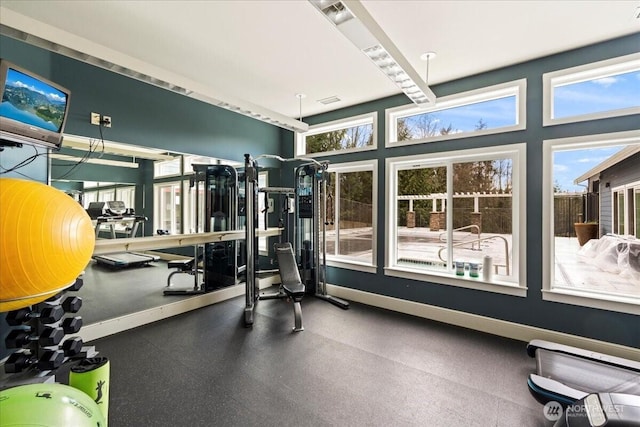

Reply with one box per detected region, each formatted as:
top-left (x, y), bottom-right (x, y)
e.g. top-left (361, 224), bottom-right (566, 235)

top-left (258, 170), bottom-right (268, 256)
top-left (386, 79), bottom-right (527, 147)
top-left (295, 112), bottom-right (377, 157)
top-left (325, 160), bottom-right (377, 272)
top-left (385, 143), bottom-right (527, 297)
top-left (611, 180), bottom-right (640, 236)
top-left (542, 130), bottom-right (640, 315)
top-left (543, 52), bottom-right (640, 127)
top-left (153, 180), bottom-right (182, 234)
top-left (153, 157), bottom-right (183, 179)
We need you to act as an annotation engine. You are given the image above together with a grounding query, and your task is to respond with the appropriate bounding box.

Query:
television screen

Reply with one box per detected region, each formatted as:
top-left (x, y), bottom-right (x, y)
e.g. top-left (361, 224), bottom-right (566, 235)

top-left (0, 59), bottom-right (71, 150)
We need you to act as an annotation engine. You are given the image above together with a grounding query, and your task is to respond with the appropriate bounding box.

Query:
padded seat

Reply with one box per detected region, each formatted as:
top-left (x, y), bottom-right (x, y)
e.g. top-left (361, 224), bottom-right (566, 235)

top-left (274, 242), bottom-right (305, 331)
top-left (168, 259), bottom-right (194, 271)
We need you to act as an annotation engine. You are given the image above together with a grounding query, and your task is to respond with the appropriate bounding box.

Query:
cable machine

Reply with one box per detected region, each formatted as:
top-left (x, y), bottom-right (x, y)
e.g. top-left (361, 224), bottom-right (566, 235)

top-left (244, 154), bottom-right (349, 327)
top-left (164, 163), bottom-right (242, 296)
top-left (295, 162), bottom-right (349, 309)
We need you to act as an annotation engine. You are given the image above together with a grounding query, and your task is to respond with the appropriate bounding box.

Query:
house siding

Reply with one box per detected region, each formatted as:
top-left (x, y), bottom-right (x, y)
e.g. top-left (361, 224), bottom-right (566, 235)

top-left (601, 152), bottom-right (640, 235)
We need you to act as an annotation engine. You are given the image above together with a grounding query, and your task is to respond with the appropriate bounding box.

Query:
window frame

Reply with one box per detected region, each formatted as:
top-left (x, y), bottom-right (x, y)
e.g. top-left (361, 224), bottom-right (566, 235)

top-left (542, 130), bottom-right (640, 315)
top-left (612, 180), bottom-right (640, 237)
top-left (153, 180), bottom-right (182, 235)
top-left (385, 79), bottom-right (527, 147)
top-left (154, 157), bottom-right (182, 179)
top-left (258, 170), bottom-right (268, 255)
top-left (325, 160), bottom-right (378, 273)
top-left (385, 143), bottom-right (527, 296)
top-left (295, 112), bottom-right (377, 157)
top-left (543, 52), bottom-right (640, 127)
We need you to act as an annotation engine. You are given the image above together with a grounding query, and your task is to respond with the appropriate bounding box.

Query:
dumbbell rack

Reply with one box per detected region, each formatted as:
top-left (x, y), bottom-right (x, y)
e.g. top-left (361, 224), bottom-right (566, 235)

top-left (1, 276), bottom-right (98, 386)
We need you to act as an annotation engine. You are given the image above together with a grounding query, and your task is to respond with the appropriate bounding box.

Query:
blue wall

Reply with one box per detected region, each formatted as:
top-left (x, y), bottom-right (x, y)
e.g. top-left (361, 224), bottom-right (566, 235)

top-left (0, 35), bottom-right (281, 169)
top-left (283, 33), bottom-right (640, 348)
top-left (0, 34), bottom-right (284, 359)
top-left (1, 31), bottom-right (638, 350)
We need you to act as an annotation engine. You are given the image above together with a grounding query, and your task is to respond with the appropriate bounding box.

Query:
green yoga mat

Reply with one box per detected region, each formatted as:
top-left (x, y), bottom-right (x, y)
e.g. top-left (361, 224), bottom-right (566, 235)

top-left (69, 357), bottom-right (110, 426)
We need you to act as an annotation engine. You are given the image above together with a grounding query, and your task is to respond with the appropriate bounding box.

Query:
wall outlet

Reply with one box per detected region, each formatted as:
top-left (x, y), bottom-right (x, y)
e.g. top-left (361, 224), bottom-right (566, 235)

top-left (90, 112), bottom-right (101, 125)
top-left (102, 116), bottom-right (112, 128)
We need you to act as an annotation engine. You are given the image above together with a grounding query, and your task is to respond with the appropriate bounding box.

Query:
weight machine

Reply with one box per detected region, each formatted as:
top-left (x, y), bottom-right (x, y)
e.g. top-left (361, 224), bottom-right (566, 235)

top-left (164, 163), bottom-right (243, 296)
top-left (243, 154), bottom-right (349, 329)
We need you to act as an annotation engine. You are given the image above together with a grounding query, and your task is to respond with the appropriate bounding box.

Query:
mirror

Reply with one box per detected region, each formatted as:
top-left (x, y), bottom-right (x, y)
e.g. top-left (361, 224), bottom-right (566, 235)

top-left (50, 134), bottom-right (247, 328)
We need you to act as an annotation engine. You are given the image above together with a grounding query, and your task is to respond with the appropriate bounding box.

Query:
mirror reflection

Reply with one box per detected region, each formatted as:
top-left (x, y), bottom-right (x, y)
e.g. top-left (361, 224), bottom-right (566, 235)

top-left (50, 135), bottom-right (247, 326)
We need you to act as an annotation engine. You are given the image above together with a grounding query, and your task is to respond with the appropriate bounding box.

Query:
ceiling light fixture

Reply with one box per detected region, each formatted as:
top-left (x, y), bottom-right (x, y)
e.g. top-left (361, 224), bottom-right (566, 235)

top-left (296, 93), bottom-right (306, 122)
top-left (308, 0), bottom-right (436, 106)
top-left (420, 51), bottom-right (437, 85)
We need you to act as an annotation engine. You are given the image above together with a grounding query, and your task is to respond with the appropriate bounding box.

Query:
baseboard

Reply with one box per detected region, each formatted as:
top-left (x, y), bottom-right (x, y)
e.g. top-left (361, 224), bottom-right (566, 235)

top-left (81, 280), bottom-right (638, 360)
top-left (326, 284), bottom-right (640, 361)
top-left (79, 275), bottom-right (280, 342)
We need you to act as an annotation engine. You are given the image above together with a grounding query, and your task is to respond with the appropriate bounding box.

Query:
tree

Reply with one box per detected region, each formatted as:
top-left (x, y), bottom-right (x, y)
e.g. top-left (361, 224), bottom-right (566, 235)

top-left (306, 129), bottom-right (346, 154)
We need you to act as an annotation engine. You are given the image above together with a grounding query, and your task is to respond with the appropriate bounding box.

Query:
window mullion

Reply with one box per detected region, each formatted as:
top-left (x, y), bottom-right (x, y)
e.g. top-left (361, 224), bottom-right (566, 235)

top-left (446, 162), bottom-right (454, 272)
top-left (334, 172), bottom-right (340, 257)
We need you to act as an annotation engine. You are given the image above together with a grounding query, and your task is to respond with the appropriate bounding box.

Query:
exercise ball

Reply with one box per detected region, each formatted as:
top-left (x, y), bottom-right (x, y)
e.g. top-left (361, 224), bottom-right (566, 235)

top-left (0, 178), bottom-right (95, 312)
top-left (0, 383), bottom-right (106, 426)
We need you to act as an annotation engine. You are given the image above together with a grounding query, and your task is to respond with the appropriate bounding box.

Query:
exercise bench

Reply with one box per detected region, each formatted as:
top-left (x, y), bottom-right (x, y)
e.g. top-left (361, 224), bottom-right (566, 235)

top-left (267, 242), bottom-right (305, 332)
top-left (164, 246), bottom-right (205, 296)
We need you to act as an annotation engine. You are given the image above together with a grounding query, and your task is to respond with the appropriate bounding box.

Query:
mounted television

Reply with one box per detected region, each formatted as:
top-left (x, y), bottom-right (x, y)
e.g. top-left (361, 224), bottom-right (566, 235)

top-left (0, 59), bottom-right (71, 150)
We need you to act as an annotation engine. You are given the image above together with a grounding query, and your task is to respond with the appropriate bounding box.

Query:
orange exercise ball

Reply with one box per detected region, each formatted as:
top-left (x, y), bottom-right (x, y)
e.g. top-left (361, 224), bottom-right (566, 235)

top-left (0, 178), bottom-right (95, 312)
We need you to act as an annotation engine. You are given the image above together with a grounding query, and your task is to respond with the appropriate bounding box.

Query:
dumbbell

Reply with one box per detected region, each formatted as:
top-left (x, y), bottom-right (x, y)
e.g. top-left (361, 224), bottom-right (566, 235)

top-left (61, 337), bottom-right (84, 357)
top-left (5, 327), bottom-right (65, 348)
top-left (6, 305), bottom-right (65, 326)
top-left (61, 316), bottom-right (83, 334)
top-left (45, 280), bottom-right (85, 303)
top-left (4, 349), bottom-right (65, 373)
top-left (62, 296), bottom-right (82, 313)
top-left (67, 277), bottom-right (84, 292)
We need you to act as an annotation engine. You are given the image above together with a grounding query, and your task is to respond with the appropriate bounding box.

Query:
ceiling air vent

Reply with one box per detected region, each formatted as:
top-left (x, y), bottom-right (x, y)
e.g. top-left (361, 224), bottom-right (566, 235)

top-left (317, 96), bottom-right (341, 105)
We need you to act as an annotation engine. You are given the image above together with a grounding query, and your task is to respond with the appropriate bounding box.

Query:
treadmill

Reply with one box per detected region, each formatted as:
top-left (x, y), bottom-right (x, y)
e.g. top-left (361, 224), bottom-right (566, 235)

top-left (88, 201), bottom-right (160, 268)
top-left (526, 339), bottom-right (640, 408)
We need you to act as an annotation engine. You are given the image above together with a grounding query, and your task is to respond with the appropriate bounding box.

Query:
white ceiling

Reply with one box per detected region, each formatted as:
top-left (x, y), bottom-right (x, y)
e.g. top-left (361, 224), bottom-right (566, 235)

top-left (1, 0), bottom-right (638, 123)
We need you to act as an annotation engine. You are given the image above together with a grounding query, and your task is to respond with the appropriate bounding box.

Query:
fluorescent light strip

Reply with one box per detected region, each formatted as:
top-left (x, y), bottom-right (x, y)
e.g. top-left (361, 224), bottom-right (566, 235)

top-left (50, 153), bottom-right (139, 168)
top-left (62, 134), bottom-right (176, 161)
top-left (0, 13), bottom-right (308, 133)
top-left (309, 0), bottom-right (436, 106)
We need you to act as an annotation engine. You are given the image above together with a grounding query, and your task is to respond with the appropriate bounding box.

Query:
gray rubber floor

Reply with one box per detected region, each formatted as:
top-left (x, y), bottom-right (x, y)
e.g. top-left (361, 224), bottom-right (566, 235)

top-left (91, 294), bottom-right (551, 426)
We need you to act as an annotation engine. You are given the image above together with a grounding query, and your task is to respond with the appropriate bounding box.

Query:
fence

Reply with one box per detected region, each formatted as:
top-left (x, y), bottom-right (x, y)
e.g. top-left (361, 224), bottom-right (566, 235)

top-left (553, 193), bottom-right (598, 237)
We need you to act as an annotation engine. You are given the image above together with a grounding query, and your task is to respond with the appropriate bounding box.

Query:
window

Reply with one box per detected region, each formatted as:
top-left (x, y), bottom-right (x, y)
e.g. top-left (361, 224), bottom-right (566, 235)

top-left (116, 186), bottom-right (135, 211)
top-left (543, 53), bottom-right (640, 126)
top-left (258, 171), bottom-right (268, 254)
top-left (543, 130), bottom-right (640, 315)
top-left (295, 112), bottom-right (377, 157)
top-left (183, 178), bottom-right (204, 234)
top-left (154, 182), bottom-right (181, 234)
top-left (386, 144), bottom-right (526, 296)
top-left (613, 181), bottom-right (640, 238)
top-left (183, 155), bottom-right (242, 174)
top-left (83, 191), bottom-right (97, 209)
top-left (386, 80), bottom-right (526, 147)
top-left (154, 157), bottom-right (182, 178)
top-left (325, 160), bottom-right (377, 271)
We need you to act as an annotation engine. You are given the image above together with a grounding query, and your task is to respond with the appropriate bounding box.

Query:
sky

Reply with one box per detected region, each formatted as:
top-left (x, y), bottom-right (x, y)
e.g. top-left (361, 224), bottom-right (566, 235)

top-left (402, 70), bottom-right (639, 192)
top-left (6, 67), bottom-right (67, 103)
top-left (552, 70), bottom-right (639, 192)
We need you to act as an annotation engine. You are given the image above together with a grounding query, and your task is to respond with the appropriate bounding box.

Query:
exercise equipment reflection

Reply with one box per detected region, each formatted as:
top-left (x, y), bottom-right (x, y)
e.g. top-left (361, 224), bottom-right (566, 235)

top-left (88, 200), bottom-right (159, 268)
